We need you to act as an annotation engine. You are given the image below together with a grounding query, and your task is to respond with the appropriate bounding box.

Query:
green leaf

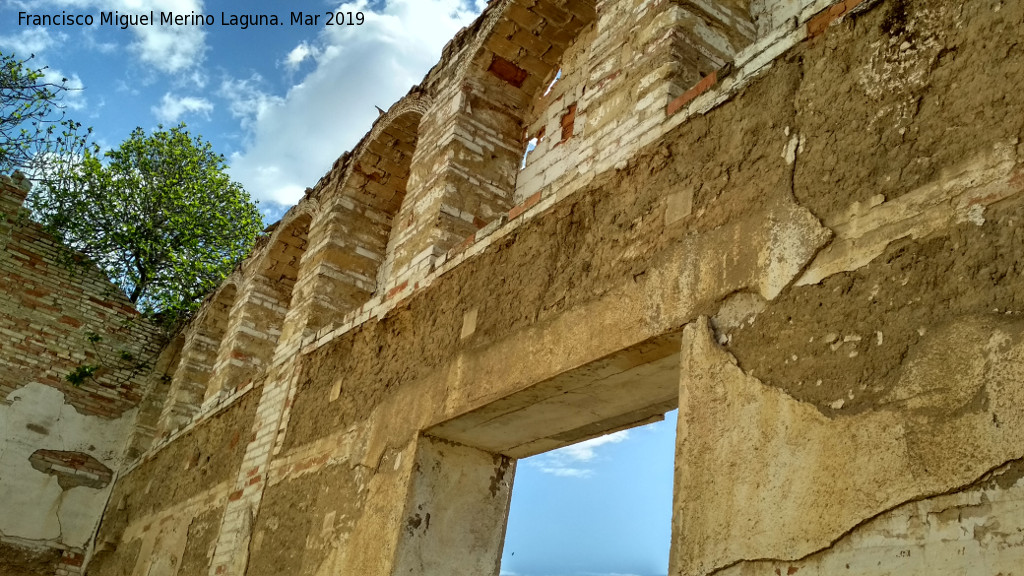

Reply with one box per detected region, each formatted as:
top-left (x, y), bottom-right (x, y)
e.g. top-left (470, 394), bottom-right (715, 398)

top-left (26, 122), bottom-right (263, 335)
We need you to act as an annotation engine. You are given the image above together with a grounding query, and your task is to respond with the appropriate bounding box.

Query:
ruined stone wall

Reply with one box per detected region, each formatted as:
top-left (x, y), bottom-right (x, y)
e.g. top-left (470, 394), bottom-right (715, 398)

top-left (87, 389), bottom-right (259, 576)
top-left (0, 174), bottom-right (164, 575)
top-left (81, 0), bottom-right (1024, 575)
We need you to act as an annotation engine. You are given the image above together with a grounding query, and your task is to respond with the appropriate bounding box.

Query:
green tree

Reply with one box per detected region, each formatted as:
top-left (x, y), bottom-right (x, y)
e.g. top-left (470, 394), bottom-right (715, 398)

top-left (1, 50), bottom-right (91, 176)
top-left (29, 123), bottom-right (264, 329)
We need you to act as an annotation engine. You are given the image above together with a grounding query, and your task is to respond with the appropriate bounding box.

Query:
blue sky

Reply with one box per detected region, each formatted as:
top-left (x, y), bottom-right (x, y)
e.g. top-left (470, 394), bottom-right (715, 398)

top-left (502, 412), bottom-right (677, 576)
top-left (0, 2), bottom-right (677, 573)
top-left (1, 0), bottom-right (488, 222)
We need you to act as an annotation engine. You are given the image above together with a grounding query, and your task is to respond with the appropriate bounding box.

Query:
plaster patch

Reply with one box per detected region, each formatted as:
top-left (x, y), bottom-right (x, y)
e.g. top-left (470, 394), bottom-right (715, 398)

top-left (797, 141), bottom-right (1021, 286)
top-left (460, 308), bottom-right (479, 340)
top-left (672, 317), bottom-right (1024, 576)
top-left (0, 383), bottom-right (134, 547)
top-left (28, 450), bottom-right (113, 490)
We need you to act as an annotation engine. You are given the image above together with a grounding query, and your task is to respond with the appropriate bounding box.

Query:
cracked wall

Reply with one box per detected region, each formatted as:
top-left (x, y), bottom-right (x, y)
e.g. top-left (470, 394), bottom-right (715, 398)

top-left (87, 387), bottom-right (258, 576)
top-left (0, 174), bottom-right (164, 575)
top-left (75, 0), bottom-right (1024, 575)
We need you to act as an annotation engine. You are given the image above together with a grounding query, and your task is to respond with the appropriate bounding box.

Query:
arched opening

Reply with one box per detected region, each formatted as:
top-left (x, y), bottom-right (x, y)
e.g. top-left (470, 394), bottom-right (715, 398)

top-left (512, 15), bottom-right (595, 205)
top-left (363, 1), bottom-right (600, 291)
top-left (156, 282), bottom-right (238, 437)
top-left (464, 0), bottom-right (756, 209)
top-left (352, 111), bottom-right (421, 294)
top-left (458, 0), bottom-right (599, 216)
top-left (299, 107), bottom-right (423, 311)
top-left (206, 212), bottom-right (312, 395)
top-left (130, 333), bottom-right (184, 455)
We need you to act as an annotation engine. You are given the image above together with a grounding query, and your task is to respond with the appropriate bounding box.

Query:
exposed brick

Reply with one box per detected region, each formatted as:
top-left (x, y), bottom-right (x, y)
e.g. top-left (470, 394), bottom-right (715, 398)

top-left (666, 70), bottom-right (718, 116)
top-left (509, 192), bottom-right (542, 220)
top-left (808, 0), bottom-right (867, 38)
top-left (488, 55), bottom-right (530, 88)
top-left (387, 280), bottom-right (410, 300)
top-left (530, 1), bottom-right (571, 26)
top-left (561, 103), bottom-right (578, 142)
top-left (507, 5), bottom-right (544, 29)
top-left (61, 551), bottom-right (85, 567)
top-left (452, 235), bottom-right (476, 256)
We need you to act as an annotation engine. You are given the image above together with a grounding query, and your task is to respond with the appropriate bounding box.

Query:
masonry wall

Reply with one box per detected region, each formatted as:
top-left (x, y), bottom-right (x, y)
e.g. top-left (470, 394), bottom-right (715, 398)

top-left (0, 174), bottom-right (165, 575)
top-left (86, 388), bottom-right (259, 576)
top-left (80, 0), bottom-right (1024, 575)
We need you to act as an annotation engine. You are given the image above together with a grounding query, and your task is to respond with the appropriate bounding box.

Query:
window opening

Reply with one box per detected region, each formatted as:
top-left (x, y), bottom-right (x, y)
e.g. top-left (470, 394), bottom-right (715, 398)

top-left (543, 69), bottom-right (563, 97)
top-left (500, 411), bottom-right (677, 576)
top-left (521, 137), bottom-right (539, 170)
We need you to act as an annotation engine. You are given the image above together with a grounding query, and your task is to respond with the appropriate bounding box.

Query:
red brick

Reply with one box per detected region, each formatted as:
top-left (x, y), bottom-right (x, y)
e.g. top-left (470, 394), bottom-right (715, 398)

top-left (452, 235), bottom-right (476, 256)
top-left (386, 280), bottom-right (409, 300)
top-left (509, 192), bottom-right (542, 220)
top-left (560, 103), bottom-right (577, 142)
top-left (488, 56), bottom-right (529, 88)
top-left (1011, 165), bottom-right (1024, 190)
top-left (807, 0), bottom-right (865, 38)
top-left (61, 552), bottom-right (85, 567)
top-left (666, 71), bottom-right (718, 117)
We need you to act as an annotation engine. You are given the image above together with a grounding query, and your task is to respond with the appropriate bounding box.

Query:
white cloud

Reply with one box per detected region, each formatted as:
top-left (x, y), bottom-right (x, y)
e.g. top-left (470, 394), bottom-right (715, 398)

top-left (225, 0), bottom-right (488, 206)
top-left (0, 28), bottom-right (63, 56)
top-left (81, 29), bottom-right (118, 54)
top-left (130, 9), bottom-right (206, 74)
top-left (559, 432), bottom-right (631, 462)
top-left (539, 467), bottom-right (595, 479)
top-left (284, 42), bottom-right (319, 70)
top-left (182, 68), bottom-right (209, 91)
top-left (0, 26), bottom-right (85, 111)
top-left (16, 0), bottom-right (207, 74)
top-left (151, 93), bottom-right (213, 123)
top-left (530, 431), bottom-right (631, 479)
top-left (46, 69), bottom-right (87, 112)
top-left (218, 74), bottom-right (284, 129)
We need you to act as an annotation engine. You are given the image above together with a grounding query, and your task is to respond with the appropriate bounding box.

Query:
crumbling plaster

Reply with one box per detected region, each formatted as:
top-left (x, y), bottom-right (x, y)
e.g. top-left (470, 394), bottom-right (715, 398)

top-left (0, 383), bottom-right (134, 547)
top-left (1, 173), bottom-right (165, 576)
top-left (3, 0), bottom-right (1018, 575)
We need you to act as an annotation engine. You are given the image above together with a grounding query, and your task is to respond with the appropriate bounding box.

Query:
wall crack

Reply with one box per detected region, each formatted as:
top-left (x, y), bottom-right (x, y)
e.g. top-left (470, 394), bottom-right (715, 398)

top-left (703, 455), bottom-right (1024, 576)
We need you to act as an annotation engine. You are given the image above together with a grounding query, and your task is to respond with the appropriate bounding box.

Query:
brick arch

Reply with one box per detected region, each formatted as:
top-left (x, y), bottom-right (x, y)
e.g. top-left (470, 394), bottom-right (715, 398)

top-left (350, 107), bottom-right (424, 292)
top-left (292, 101), bottom-right (427, 326)
top-left (464, 0), bottom-right (597, 99)
top-left (371, 0), bottom-right (599, 289)
top-left (205, 210), bottom-right (314, 396)
top-left (255, 204), bottom-right (318, 301)
top-left (460, 0), bottom-right (598, 206)
top-left (459, 0), bottom-right (755, 205)
top-left (155, 278), bottom-right (240, 438)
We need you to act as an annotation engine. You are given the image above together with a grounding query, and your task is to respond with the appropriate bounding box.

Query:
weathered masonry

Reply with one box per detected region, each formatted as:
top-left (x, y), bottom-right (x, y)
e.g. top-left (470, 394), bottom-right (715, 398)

top-left (5, 0), bottom-right (1024, 574)
top-left (0, 173), bottom-right (165, 576)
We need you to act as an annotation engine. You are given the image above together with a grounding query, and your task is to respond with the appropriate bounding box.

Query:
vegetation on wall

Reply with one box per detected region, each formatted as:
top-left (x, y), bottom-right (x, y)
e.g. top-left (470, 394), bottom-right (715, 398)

top-left (28, 124), bottom-right (264, 332)
top-left (4, 50), bottom-right (261, 335)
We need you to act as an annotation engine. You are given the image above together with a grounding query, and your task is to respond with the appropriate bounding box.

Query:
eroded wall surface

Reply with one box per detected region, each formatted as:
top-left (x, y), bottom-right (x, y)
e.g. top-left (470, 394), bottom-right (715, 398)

top-left (0, 175), bottom-right (165, 575)
top-left (75, 0), bottom-right (1024, 575)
